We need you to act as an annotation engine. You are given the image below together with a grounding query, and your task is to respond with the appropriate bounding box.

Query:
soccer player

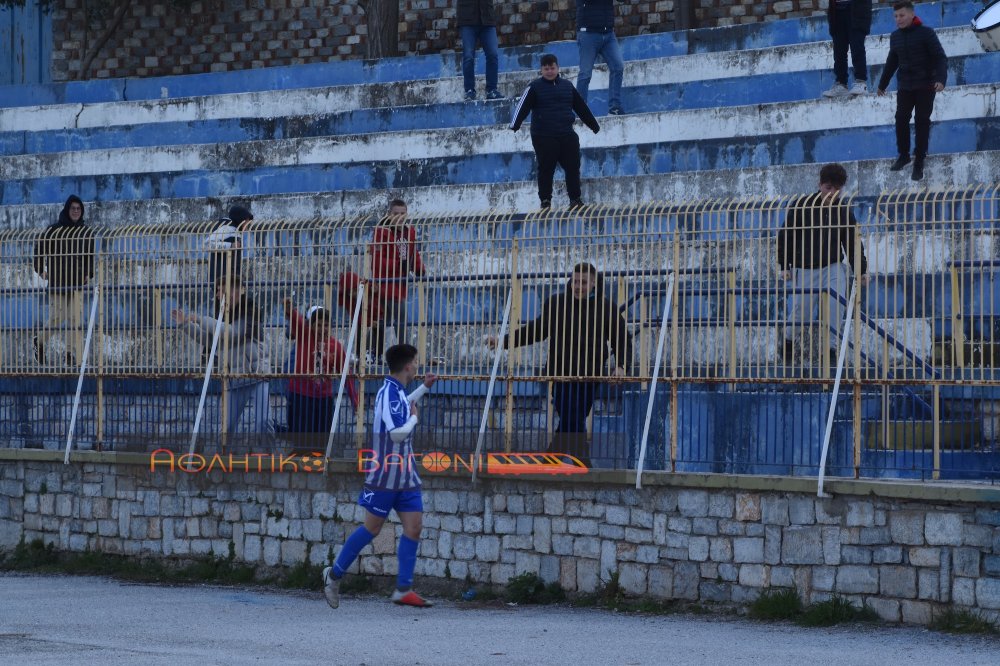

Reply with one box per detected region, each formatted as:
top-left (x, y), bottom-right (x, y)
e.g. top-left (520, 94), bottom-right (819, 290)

top-left (322, 343), bottom-right (436, 608)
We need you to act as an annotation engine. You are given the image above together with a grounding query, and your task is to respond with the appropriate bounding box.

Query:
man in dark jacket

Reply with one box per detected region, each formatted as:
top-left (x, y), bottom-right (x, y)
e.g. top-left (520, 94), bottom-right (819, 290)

top-left (207, 205), bottom-right (254, 289)
top-left (777, 164), bottom-right (868, 367)
top-left (823, 0), bottom-right (873, 98)
top-left (877, 1), bottom-right (948, 181)
top-left (487, 262), bottom-right (631, 465)
top-left (457, 0), bottom-right (502, 101)
top-left (32, 195), bottom-right (96, 366)
top-left (576, 0), bottom-right (625, 114)
top-left (510, 54), bottom-right (600, 209)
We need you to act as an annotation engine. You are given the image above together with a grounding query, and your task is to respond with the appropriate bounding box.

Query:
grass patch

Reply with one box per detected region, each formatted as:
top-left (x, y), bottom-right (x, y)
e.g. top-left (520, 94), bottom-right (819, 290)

top-left (570, 571), bottom-right (677, 615)
top-left (281, 561), bottom-right (325, 591)
top-left (505, 572), bottom-right (566, 605)
top-left (797, 596), bottom-right (879, 627)
top-left (748, 587), bottom-right (803, 621)
top-left (930, 609), bottom-right (1000, 635)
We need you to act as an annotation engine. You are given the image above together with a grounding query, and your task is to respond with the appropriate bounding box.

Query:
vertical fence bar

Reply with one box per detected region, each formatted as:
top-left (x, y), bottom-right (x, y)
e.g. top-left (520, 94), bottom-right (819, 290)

top-left (324, 283), bottom-right (365, 463)
top-left (472, 290), bottom-right (513, 483)
top-left (505, 239), bottom-right (521, 453)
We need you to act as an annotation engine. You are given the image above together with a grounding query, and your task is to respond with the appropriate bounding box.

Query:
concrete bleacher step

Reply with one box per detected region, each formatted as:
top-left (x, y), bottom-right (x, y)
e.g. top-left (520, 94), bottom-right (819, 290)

top-left (2, 27), bottom-right (984, 155)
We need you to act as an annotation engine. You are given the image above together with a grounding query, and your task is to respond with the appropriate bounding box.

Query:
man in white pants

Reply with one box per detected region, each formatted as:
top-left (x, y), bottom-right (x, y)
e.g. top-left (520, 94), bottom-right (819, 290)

top-left (777, 163), bottom-right (868, 367)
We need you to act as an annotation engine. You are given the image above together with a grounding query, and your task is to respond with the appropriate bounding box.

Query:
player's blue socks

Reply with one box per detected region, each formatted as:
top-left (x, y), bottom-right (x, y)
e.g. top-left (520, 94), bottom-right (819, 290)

top-left (397, 534), bottom-right (419, 591)
top-left (332, 526), bottom-right (375, 579)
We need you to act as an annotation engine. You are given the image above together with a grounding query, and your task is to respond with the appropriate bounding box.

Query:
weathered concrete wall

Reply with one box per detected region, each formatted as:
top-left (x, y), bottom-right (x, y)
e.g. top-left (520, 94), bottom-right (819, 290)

top-left (2, 452), bottom-right (1000, 624)
top-left (49, 0), bottom-right (883, 81)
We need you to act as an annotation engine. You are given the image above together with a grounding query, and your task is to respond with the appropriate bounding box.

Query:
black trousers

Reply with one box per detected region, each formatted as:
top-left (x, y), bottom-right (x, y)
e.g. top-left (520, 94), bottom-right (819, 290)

top-left (895, 89), bottom-right (936, 159)
top-left (531, 132), bottom-right (582, 203)
top-left (831, 7), bottom-right (867, 85)
top-left (551, 381), bottom-right (597, 465)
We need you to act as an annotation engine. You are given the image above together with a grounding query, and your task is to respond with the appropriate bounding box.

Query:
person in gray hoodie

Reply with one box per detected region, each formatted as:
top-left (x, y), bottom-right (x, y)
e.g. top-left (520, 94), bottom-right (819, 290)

top-left (172, 274), bottom-right (273, 439)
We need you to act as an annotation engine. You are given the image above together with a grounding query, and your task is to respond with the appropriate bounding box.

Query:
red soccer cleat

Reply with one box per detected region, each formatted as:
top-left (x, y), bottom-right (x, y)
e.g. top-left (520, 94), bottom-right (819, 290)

top-left (391, 589), bottom-right (434, 607)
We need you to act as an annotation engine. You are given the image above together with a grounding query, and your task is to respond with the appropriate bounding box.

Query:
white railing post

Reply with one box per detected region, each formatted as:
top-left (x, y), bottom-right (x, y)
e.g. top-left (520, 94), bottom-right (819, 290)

top-left (636, 273), bottom-right (674, 489)
top-left (324, 282), bottom-right (366, 462)
top-left (187, 296), bottom-right (226, 460)
top-left (472, 290), bottom-right (513, 484)
top-left (817, 277), bottom-right (859, 498)
top-left (63, 282), bottom-right (101, 465)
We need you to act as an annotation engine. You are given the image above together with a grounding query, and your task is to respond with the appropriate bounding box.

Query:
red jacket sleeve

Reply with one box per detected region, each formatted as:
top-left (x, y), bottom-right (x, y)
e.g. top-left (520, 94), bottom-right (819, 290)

top-left (289, 309), bottom-right (307, 340)
top-left (369, 226), bottom-right (393, 280)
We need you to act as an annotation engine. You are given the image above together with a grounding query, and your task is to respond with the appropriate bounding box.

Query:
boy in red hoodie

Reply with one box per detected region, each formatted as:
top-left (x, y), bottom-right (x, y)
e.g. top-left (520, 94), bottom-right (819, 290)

top-left (283, 299), bottom-right (358, 451)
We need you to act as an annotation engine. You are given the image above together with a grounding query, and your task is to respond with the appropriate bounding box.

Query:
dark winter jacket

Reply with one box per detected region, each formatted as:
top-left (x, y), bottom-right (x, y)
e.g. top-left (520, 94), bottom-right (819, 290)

top-left (510, 75), bottom-right (600, 137)
top-left (503, 287), bottom-right (631, 378)
top-left (33, 195), bottom-right (96, 291)
top-left (577, 0), bottom-right (616, 32)
top-left (777, 192), bottom-right (868, 275)
top-left (456, 0), bottom-right (496, 27)
top-left (827, 0), bottom-right (873, 36)
top-left (877, 17), bottom-right (948, 92)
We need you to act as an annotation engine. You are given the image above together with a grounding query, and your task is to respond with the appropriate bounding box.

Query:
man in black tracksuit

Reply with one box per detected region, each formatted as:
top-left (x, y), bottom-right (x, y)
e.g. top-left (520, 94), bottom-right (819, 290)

top-left (32, 194), bottom-right (96, 366)
top-left (488, 263), bottom-right (631, 465)
top-left (777, 164), bottom-right (868, 367)
top-left (510, 53), bottom-right (600, 209)
top-left (877, 1), bottom-right (948, 181)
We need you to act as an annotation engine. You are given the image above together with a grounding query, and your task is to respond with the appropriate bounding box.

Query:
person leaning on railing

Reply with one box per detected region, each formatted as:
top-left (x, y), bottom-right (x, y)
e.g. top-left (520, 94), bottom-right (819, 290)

top-left (171, 274), bottom-right (274, 439)
top-left (31, 195), bottom-right (96, 368)
top-left (777, 163), bottom-right (868, 367)
top-left (487, 262), bottom-right (632, 466)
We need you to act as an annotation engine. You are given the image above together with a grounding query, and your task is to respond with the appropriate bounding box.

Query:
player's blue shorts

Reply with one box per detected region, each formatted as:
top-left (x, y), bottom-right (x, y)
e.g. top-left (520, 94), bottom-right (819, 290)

top-left (358, 486), bottom-right (423, 518)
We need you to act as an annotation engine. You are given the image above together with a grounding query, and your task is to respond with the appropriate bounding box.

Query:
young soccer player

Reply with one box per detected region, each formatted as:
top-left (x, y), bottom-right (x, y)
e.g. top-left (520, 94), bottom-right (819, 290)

top-left (322, 343), bottom-right (436, 608)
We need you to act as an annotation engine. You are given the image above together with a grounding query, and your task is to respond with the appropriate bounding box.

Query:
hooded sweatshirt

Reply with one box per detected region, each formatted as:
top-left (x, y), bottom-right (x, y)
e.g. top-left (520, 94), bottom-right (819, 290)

top-left (33, 195), bottom-right (96, 291)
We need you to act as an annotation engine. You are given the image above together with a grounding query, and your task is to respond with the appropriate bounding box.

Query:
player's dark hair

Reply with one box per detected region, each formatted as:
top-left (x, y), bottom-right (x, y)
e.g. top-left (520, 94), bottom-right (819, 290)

top-left (819, 163), bottom-right (848, 189)
top-left (385, 344), bottom-right (418, 373)
top-left (388, 198), bottom-right (407, 210)
top-left (540, 54), bottom-right (558, 67)
top-left (892, 1), bottom-right (913, 10)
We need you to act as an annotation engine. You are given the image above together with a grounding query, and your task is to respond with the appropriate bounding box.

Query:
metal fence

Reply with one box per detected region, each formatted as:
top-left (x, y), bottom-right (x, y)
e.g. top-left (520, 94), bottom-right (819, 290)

top-left (2, 185), bottom-right (1000, 481)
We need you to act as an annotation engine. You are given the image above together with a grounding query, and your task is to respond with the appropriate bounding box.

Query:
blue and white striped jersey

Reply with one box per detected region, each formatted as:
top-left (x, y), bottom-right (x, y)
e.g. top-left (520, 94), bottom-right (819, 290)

top-left (365, 376), bottom-right (422, 490)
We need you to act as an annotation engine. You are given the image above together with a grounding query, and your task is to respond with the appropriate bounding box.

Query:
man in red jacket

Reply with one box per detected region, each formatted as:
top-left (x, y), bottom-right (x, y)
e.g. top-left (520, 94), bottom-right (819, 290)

top-left (364, 199), bottom-right (427, 365)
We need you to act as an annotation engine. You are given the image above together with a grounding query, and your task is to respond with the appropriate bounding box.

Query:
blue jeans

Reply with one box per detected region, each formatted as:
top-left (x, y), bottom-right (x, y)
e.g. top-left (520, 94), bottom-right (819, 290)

top-left (227, 381), bottom-right (274, 437)
top-left (831, 6), bottom-right (867, 85)
top-left (577, 30), bottom-right (624, 109)
top-left (461, 25), bottom-right (499, 95)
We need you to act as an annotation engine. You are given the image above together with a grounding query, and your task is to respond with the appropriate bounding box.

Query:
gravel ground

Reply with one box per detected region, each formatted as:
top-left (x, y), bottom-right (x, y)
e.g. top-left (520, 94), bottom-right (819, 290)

top-left (1, 573), bottom-right (998, 666)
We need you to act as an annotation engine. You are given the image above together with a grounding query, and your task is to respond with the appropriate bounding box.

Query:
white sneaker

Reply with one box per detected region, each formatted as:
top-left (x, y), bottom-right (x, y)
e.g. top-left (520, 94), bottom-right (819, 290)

top-left (322, 567), bottom-right (340, 609)
top-left (822, 83), bottom-right (850, 98)
top-left (849, 81), bottom-right (868, 96)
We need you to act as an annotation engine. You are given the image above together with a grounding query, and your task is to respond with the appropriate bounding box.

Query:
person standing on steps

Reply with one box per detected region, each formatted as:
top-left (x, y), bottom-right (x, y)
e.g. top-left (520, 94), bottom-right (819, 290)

top-left (576, 0), bottom-right (626, 115)
top-left (822, 0), bottom-right (873, 98)
top-left (457, 0), bottom-right (504, 101)
top-left (877, 1), bottom-right (948, 182)
top-left (510, 54), bottom-right (600, 210)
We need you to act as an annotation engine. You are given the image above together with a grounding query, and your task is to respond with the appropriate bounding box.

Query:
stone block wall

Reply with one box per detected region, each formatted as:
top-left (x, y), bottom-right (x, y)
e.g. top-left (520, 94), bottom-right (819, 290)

top-left (48, 0), bottom-right (875, 81)
top-left (2, 455), bottom-right (999, 625)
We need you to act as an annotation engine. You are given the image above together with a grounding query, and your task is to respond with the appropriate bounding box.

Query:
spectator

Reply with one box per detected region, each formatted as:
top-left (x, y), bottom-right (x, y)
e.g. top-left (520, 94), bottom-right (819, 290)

top-left (487, 262), bottom-right (631, 465)
top-left (207, 205), bottom-right (254, 290)
top-left (777, 163), bottom-right (868, 367)
top-left (457, 0), bottom-right (503, 101)
top-left (172, 274), bottom-right (273, 440)
top-left (823, 0), bottom-right (873, 98)
top-left (877, 1), bottom-right (948, 181)
top-left (510, 54), bottom-right (600, 209)
top-left (282, 299), bottom-right (359, 451)
top-left (361, 199), bottom-right (427, 365)
top-left (576, 0), bottom-right (625, 115)
top-left (32, 195), bottom-right (96, 367)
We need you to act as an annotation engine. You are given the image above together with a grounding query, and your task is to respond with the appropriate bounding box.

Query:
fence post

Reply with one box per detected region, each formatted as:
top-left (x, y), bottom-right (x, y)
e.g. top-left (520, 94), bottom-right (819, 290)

top-left (505, 239), bottom-right (521, 453)
top-left (950, 266), bottom-right (965, 368)
top-left (932, 384), bottom-right (941, 481)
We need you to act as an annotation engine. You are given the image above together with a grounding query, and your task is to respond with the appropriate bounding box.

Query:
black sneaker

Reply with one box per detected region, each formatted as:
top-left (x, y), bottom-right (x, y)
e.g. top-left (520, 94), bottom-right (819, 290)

top-left (889, 155), bottom-right (911, 171)
top-left (911, 159), bottom-right (925, 181)
top-left (569, 199), bottom-right (584, 209)
top-left (32, 336), bottom-right (44, 365)
top-left (607, 106), bottom-right (624, 116)
top-left (485, 90), bottom-right (504, 101)
top-left (464, 90), bottom-right (476, 101)
top-left (539, 199), bottom-right (551, 209)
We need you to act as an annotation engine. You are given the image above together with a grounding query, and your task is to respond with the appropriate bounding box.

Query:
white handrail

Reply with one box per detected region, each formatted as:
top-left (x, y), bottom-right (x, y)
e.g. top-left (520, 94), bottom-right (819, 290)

top-left (471, 290), bottom-right (513, 484)
top-left (324, 283), bottom-right (365, 461)
top-left (817, 277), bottom-right (859, 498)
top-left (187, 296), bottom-right (226, 461)
top-left (636, 273), bottom-right (675, 489)
top-left (63, 283), bottom-right (101, 465)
